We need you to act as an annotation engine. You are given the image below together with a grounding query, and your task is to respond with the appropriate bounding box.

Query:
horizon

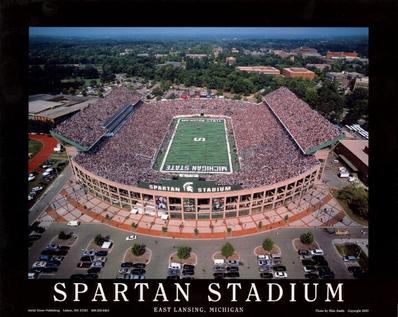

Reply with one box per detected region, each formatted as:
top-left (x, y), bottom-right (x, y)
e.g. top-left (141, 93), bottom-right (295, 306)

top-left (29, 27), bottom-right (368, 40)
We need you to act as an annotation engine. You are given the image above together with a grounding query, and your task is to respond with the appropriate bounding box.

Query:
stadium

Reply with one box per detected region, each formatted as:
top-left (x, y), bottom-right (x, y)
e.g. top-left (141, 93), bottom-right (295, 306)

top-left (51, 87), bottom-right (343, 223)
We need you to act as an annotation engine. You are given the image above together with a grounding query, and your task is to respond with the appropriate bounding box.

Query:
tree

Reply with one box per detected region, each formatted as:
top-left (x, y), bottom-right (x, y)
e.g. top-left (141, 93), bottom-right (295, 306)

top-left (221, 242), bottom-right (235, 258)
top-left (262, 238), bottom-right (274, 251)
top-left (177, 246), bottom-right (192, 260)
top-left (337, 184), bottom-right (368, 219)
top-left (300, 232), bottom-right (314, 245)
top-left (94, 234), bottom-right (109, 246)
top-left (131, 244), bottom-right (146, 256)
top-left (152, 87), bottom-right (163, 97)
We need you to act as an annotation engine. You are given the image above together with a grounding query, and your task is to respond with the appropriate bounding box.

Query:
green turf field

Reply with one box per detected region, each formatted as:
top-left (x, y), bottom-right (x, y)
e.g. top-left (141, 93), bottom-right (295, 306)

top-left (28, 139), bottom-right (42, 158)
top-left (160, 118), bottom-right (232, 173)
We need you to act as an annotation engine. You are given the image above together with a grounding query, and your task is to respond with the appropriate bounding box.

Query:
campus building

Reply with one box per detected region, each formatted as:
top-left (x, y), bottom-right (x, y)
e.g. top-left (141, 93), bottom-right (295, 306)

top-left (282, 67), bottom-right (316, 80)
top-left (334, 139), bottom-right (368, 184)
top-left (236, 66), bottom-right (280, 76)
top-left (326, 51), bottom-right (359, 60)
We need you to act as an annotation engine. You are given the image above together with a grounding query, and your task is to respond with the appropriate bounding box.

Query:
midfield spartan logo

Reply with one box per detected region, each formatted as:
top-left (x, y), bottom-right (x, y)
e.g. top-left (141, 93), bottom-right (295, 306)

top-left (182, 182), bottom-right (194, 192)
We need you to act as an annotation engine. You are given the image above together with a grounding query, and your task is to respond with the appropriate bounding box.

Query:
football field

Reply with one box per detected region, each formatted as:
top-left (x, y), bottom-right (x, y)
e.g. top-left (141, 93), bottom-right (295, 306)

top-left (160, 118), bottom-right (232, 174)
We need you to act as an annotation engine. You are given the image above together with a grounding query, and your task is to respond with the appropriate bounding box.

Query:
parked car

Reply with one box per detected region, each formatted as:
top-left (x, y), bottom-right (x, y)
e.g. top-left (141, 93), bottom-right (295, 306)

top-left (304, 273), bottom-right (319, 279)
top-left (54, 250), bottom-right (68, 256)
top-left (32, 226), bottom-right (45, 234)
top-left (84, 273), bottom-right (99, 279)
top-left (182, 270), bottom-right (194, 276)
top-left (319, 272), bottom-right (335, 279)
top-left (302, 259), bottom-right (316, 266)
top-left (226, 266), bottom-right (239, 273)
top-left (166, 275), bottom-right (180, 280)
top-left (80, 256), bottom-right (94, 262)
top-left (126, 235), bottom-right (137, 240)
top-left (213, 265), bottom-right (225, 272)
top-left (213, 272), bottom-right (225, 279)
top-left (225, 260), bottom-right (239, 267)
top-left (183, 264), bottom-right (195, 270)
top-left (348, 266), bottom-right (362, 273)
top-left (258, 265), bottom-right (273, 273)
top-left (132, 263), bottom-right (146, 269)
top-left (87, 267), bottom-right (101, 274)
top-left (67, 220), bottom-right (80, 227)
top-left (298, 249), bottom-right (310, 255)
top-left (121, 262), bottom-right (134, 268)
top-left (116, 273), bottom-right (130, 280)
top-left (273, 265), bottom-right (287, 272)
top-left (32, 261), bottom-right (47, 268)
top-left (90, 261), bottom-right (105, 268)
top-left (343, 256), bottom-right (358, 262)
top-left (259, 272), bottom-right (274, 278)
top-left (131, 275), bottom-right (145, 280)
top-left (258, 259), bottom-right (272, 266)
top-left (225, 272), bottom-right (240, 278)
top-left (70, 274), bottom-right (86, 280)
top-left (28, 272), bottom-right (39, 279)
top-left (94, 256), bottom-right (107, 263)
top-left (303, 266), bottom-right (317, 273)
top-left (29, 234), bottom-right (42, 241)
top-left (59, 246), bottom-right (70, 251)
top-left (119, 267), bottom-right (132, 274)
top-left (95, 250), bottom-right (108, 256)
top-left (131, 268), bottom-right (146, 275)
top-left (32, 186), bottom-right (43, 192)
top-left (77, 262), bottom-right (91, 269)
top-left (310, 249), bottom-right (324, 256)
top-left (83, 250), bottom-right (96, 257)
top-left (41, 267), bottom-right (58, 273)
top-left (274, 271), bottom-right (288, 278)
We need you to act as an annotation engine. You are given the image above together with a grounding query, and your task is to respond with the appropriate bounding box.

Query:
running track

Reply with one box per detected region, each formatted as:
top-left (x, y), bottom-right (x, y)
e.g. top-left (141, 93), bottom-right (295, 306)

top-left (29, 134), bottom-right (58, 172)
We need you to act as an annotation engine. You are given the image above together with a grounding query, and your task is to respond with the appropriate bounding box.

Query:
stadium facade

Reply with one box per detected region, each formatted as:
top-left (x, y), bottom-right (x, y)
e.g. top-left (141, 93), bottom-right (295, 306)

top-left (52, 87), bottom-right (344, 221)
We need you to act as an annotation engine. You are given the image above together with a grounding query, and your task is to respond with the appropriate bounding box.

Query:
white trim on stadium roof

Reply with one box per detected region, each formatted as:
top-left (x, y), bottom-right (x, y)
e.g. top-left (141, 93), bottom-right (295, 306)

top-left (264, 99), bottom-right (307, 155)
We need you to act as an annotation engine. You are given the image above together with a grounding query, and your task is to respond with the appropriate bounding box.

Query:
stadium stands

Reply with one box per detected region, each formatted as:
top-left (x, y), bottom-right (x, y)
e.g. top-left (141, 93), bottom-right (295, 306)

top-left (71, 95), bottom-right (320, 189)
top-left (55, 87), bottom-right (142, 148)
top-left (264, 87), bottom-right (342, 154)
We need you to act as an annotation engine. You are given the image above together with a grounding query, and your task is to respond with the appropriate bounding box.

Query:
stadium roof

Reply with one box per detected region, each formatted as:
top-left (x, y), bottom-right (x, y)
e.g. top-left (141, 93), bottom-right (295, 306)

top-left (29, 94), bottom-right (94, 120)
top-left (339, 139), bottom-right (368, 167)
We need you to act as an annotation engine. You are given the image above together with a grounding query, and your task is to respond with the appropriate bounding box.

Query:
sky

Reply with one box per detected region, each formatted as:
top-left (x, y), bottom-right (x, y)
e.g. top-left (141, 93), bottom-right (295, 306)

top-left (29, 27), bottom-right (368, 40)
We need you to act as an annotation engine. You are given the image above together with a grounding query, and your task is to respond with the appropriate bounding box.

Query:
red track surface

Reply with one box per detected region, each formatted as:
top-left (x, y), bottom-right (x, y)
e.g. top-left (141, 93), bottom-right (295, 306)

top-left (29, 134), bottom-right (58, 172)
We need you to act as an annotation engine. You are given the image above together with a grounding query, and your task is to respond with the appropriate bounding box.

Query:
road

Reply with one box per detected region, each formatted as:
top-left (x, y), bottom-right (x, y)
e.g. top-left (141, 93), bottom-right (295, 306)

top-left (29, 165), bottom-right (72, 225)
top-left (29, 223), bottom-right (367, 280)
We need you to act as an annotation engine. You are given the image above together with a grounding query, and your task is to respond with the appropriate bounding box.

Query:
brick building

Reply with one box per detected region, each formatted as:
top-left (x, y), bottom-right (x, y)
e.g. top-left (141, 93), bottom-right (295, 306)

top-left (282, 67), bottom-right (315, 80)
top-left (334, 139), bottom-right (368, 184)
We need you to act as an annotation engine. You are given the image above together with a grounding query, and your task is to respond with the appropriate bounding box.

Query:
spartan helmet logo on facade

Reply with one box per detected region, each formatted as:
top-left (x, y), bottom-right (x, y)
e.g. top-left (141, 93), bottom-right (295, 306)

top-left (183, 182), bottom-right (194, 192)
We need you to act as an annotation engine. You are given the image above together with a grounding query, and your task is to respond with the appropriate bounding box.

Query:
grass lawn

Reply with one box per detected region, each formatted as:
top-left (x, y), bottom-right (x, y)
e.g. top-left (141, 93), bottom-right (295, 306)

top-left (334, 195), bottom-right (368, 226)
top-left (335, 243), bottom-right (368, 270)
top-left (28, 139), bottom-right (42, 158)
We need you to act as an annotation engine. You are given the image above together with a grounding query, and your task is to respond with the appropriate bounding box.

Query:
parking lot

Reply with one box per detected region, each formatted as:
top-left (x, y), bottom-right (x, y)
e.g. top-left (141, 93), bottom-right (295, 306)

top-left (29, 223), bottom-right (366, 279)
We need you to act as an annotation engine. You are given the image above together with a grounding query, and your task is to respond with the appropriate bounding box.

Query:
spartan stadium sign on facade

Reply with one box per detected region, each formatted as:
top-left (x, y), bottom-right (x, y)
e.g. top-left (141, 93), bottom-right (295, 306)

top-left (52, 87), bottom-right (343, 221)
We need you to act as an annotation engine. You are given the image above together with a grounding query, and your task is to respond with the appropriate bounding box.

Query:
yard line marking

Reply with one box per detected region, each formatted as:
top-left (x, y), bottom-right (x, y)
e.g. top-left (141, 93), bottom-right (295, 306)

top-left (224, 118), bottom-right (233, 173)
top-left (160, 117), bottom-right (181, 172)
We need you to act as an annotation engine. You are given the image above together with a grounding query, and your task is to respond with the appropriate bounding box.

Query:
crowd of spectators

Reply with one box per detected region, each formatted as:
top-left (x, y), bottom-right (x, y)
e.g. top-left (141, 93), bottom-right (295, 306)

top-left (264, 87), bottom-right (342, 153)
top-left (73, 90), bottom-right (323, 189)
top-left (55, 87), bottom-right (141, 148)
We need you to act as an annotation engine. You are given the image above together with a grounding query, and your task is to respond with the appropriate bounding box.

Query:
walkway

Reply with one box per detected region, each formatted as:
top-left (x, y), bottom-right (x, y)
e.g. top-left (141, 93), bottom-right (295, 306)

top-left (29, 133), bottom-right (58, 172)
top-left (36, 177), bottom-right (365, 239)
